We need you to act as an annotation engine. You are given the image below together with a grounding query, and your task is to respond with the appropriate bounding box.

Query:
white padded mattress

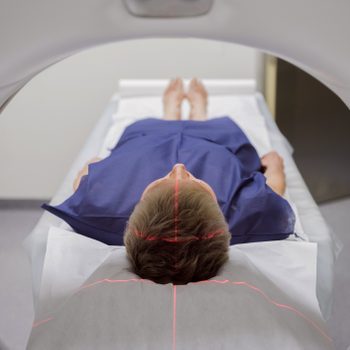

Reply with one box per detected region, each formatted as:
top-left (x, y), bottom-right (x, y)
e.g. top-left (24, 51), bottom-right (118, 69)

top-left (23, 81), bottom-right (341, 325)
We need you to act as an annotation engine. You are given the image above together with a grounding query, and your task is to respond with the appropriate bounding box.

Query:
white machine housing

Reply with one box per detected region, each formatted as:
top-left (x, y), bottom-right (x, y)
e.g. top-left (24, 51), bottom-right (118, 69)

top-left (0, 0), bottom-right (349, 113)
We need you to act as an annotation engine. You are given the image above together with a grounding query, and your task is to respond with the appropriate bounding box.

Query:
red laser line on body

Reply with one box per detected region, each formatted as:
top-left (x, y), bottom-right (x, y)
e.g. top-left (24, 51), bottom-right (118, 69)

top-left (31, 278), bottom-right (332, 345)
top-left (132, 228), bottom-right (224, 242)
top-left (133, 168), bottom-right (225, 243)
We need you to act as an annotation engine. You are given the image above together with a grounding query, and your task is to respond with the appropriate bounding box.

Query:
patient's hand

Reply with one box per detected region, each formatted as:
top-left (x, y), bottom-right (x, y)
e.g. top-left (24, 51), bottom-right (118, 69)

top-left (73, 157), bottom-right (102, 192)
top-left (261, 151), bottom-right (284, 172)
top-left (261, 151), bottom-right (286, 196)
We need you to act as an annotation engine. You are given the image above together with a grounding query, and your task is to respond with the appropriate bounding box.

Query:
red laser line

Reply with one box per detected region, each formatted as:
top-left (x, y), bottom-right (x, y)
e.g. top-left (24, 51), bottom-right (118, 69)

top-left (202, 229), bottom-right (224, 239)
top-left (174, 172), bottom-right (179, 242)
top-left (32, 317), bottom-right (53, 328)
top-left (77, 278), bottom-right (151, 292)
top-left (172, 284), bottom-right (177, 350)
top-left (132, 228), bottom-right (225, 242)
top-left (193, 279), bottom-right (333, 343)
top-left (133, 166), bottom-right (226, 243)
top-left (31, 278), bottom-right (332, 344)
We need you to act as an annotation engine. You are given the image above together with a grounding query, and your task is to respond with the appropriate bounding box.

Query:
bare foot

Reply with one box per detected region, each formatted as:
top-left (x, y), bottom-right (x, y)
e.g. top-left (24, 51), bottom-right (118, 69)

top-left (187, 78), bottom-right (208, 121)
top-left (163, 78), bottom-right (185, 120)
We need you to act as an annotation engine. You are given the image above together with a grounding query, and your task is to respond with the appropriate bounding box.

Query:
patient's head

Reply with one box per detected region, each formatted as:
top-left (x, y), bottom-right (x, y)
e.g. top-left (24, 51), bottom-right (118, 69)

top-left (124, 164), bottom-right (231, 285)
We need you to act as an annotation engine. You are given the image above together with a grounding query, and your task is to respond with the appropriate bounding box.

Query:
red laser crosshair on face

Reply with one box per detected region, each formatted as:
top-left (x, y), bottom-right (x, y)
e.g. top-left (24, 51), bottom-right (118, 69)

top-left (132, 165), bottom-right (225, 242)
top-left (174, 168), bottom-right (179, 242)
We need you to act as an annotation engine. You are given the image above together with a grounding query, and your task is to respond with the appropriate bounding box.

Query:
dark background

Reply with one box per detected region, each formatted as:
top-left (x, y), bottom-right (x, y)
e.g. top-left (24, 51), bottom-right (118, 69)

top-left (275, 59), bottom-right (350, 203)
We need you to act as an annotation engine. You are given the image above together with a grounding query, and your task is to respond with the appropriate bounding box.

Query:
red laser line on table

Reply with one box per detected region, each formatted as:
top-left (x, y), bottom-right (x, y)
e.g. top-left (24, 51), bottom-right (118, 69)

top-left (32, 317), bottom-right (53, 328)
top-left (31, 278), bottom-right (332, 345)
top-left (193, 279), bottom-right (333, 343)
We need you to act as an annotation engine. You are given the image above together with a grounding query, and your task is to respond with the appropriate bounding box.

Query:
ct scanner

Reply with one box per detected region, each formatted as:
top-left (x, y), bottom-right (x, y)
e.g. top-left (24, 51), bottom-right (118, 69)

top-left (0, 0), bottom-right (348, 349)
top-left (1, 0), bottom-right (350, 112)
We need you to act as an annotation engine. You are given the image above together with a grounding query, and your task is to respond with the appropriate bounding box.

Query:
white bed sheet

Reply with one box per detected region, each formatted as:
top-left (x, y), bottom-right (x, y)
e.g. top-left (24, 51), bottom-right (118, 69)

top-left (27, 226), bottom-right (333, 350)
top-left (34, 92), bottom-right (310, 313)
top-left (38, 227), bottom-right (318, 318)
top-left (23, 82), bottom-right (341, 324)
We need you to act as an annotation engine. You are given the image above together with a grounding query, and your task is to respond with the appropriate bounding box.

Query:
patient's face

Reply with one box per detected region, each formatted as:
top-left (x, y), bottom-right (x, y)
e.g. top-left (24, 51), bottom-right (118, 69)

top-left (141, 163), bottom-right (217, 201)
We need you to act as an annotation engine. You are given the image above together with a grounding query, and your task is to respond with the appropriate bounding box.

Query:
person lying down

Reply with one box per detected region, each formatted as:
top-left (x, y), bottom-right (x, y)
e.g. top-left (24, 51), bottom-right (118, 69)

top-left (42, 78), bottom-right (295, 285)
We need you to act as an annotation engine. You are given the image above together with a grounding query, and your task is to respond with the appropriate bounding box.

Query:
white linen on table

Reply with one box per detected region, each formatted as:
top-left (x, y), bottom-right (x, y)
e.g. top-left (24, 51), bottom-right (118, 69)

top-left (32, 95), bottom-right (313, 322)
top-left (37, 226), bottom-right (318, 318)
top-left (35, 95), bottom-right (308, 312)
top-left (29, 226), bottom-right (332, 350)
top-left (117, 79), bottom-right (257, 98)
top-left (100, 95), bottom-right (272, 158)
top-left (34, 205), bottom-right (312, 346)
top-left (23, 87), bottom-right (337, 327)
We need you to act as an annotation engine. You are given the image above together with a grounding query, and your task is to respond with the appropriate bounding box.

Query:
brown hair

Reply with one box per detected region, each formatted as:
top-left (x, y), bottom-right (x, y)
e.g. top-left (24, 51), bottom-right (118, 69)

top-left (123, 182), bottom-right (231, 284)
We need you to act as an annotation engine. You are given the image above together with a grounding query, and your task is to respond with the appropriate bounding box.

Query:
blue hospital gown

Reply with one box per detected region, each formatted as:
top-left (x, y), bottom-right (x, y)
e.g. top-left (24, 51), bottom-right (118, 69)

top-left (42, 116), bottom-right (295, 245)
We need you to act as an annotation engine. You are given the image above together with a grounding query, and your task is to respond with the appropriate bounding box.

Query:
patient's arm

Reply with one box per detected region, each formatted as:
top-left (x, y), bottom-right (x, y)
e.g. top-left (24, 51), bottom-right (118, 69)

top-left (260, 151), bottom-right (286, 196)
top-left (73, 157), bottom-right (102, 192)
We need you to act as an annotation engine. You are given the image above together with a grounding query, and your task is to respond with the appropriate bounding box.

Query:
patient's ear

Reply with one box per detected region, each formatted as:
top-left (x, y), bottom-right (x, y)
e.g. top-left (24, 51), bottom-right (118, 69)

top-left (139, 192), bottom-right (146, 202)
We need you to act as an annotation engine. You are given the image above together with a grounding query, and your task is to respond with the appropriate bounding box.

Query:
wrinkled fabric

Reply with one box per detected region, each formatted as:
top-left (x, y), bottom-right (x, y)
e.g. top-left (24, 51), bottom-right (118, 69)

top-left (43, 116), bottom-right (295, 245)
